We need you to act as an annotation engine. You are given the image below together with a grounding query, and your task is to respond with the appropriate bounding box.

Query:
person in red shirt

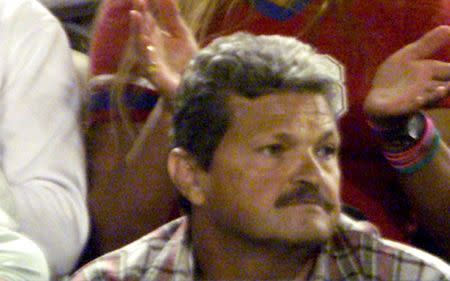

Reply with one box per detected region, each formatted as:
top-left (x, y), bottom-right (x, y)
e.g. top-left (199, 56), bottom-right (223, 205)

top-left (84, 0), bottom-right (449, 260)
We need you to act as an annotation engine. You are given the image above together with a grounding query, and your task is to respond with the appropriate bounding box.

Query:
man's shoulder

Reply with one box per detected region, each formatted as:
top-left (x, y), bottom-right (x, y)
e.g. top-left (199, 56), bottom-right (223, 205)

top-left (71, 217), bottom-right (189, 281)
top-left (0, 0), bottom-right (63, 44)
top-left (0, 0), bottom-right (52, 19)
top-left (328, 217), bottom-right (450, 280)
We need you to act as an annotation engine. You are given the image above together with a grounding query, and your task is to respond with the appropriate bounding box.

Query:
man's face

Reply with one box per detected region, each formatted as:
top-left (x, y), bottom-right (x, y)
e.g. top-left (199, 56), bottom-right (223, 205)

top-left (200, 91), bottom-right (341, 245)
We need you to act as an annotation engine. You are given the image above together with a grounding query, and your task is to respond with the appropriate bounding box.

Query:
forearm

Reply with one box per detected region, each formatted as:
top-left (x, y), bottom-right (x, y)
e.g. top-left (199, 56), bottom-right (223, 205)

top-left (88, 96), bottom-right (178, 253)
top-left (363, 24), bottom-right (450, 257)
top-left (400, 140), bottom-right (450, 258)
top-left (10, 186), bottom-right (86, 279)
top-left (371, 111), bottom-right (450, 257)
top-left (89, 97), bottom-right (175, 198)
top-left (2, 10), bottom-right (89, 275)
top-left (428, 109), bottom-right (450, 144)
top-left (87, 0), bottom-right (197, 253)
top-left (366, 109), bottom-right (450, 257)
top-left (0, 225), bottom-right (50, 281)
top-left (87, 74), bottom-right (175, 193)
top-left (5, 121), bottom-right (89, 276)
top-left (399, 109), bottom-right (449, 257)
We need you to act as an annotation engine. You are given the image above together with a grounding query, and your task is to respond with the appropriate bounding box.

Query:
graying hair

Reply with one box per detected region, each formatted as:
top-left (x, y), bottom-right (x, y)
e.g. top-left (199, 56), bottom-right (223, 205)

top-left (173, 32), bottom-right (347, 171)
top-left (176, 32), bottom-right (347, 117)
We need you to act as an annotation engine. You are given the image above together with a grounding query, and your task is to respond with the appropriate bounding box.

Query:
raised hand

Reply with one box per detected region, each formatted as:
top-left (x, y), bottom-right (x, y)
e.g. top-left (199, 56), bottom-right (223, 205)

top-left (129, 0), bottom-right (199, 100)
top-left (364, 25), bottom-right (450, 118)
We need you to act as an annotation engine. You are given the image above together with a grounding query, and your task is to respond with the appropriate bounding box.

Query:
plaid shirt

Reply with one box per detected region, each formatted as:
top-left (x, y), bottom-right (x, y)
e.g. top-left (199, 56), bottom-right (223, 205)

top-left (70, 216), bottom-right (450, 281)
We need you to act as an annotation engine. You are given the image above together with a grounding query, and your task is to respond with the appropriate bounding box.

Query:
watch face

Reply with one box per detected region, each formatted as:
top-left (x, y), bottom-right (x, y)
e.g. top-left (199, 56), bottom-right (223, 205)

top-left (407, 113), bottom-right (426, 140)
top-left (381, 113), bottom-right (426, 152)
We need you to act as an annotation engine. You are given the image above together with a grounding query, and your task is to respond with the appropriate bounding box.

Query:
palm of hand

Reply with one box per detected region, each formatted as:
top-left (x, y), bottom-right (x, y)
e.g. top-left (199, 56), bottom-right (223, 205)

top-left (365, 26), bottom-right (450, 119)
top-left (366, 59), bottom-right (444, 117)
top-left (158, 28), bottom-right (198, 81)
top-left (130, 0), bottom-right (199, 98)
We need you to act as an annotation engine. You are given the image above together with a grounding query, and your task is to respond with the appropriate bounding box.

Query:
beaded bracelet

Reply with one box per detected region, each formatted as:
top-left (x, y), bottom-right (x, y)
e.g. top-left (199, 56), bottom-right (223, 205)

top-left (369, 112), bottom-right (441, 174)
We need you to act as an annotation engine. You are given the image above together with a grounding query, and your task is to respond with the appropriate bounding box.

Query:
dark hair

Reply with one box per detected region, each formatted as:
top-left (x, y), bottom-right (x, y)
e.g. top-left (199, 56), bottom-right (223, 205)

top-left (172, 32), bottom-right (346, 170)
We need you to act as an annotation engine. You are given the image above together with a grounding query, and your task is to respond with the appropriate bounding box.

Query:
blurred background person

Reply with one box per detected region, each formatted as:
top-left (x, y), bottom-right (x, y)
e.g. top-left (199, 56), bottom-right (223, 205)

top-left (0, 0), bottom-right (89, 277)
top-left (84, 0), bottom-right (449, 261)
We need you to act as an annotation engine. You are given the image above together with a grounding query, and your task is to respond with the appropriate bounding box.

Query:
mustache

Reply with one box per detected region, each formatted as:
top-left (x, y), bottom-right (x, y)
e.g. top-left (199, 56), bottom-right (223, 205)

top-left (274, 181), bottom-right (335, 212)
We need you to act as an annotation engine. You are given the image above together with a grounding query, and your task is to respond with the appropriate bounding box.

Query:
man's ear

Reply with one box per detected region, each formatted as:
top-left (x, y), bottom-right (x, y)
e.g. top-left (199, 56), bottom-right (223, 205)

top-left (168, 148), bottom-right (206, 207)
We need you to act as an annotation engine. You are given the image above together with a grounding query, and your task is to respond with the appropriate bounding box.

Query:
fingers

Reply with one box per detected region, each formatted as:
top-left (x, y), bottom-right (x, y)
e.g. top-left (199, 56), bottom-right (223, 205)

top-left (140, 0), bottom-right (188, 38)
top-left (130, 0), bottom-right (159, 48)
top-left (132, 0), bottom-right (144, 11)
top-left (428, 60), bottom-right (450, 81)
top-left (157, 0), bottom-right (189, 37)
top-left (398, 25), bottom-right (450, 60)
top-left (145, 0), bottom-right (160, 16)
top-left (366, 26), bottom-right (450, 116)
top-left (422, 81), bottom-right (449, 106)
top-left (404, 79), bottom-right (448, 111)
top-left (365, 78), bottom-right (449, 117)
top-left (129, 9), bottom-right (150, 49)
top-left (129, 8), bottom-right (158, 75)
top-left (129, 9), bottom-right (141, 37)
top-left (130, 0), bottom-right (148, 41)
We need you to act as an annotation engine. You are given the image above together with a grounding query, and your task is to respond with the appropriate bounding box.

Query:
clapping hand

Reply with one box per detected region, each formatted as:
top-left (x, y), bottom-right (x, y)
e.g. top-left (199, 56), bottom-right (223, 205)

top-left (129, 0), bottom-right (199, 101)
top-left (364, 25), bottom-right (450, 119)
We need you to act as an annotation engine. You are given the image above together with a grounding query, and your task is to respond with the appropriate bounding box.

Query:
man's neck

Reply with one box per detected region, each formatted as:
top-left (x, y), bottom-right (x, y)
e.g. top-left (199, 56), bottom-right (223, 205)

top-left (190, 213), bottom-right (320, 281)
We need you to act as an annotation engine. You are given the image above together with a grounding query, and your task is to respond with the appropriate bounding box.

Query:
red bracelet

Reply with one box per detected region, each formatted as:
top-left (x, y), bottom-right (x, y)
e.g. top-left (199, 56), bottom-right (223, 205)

top-left (368, 113), bottom-right (441, 174)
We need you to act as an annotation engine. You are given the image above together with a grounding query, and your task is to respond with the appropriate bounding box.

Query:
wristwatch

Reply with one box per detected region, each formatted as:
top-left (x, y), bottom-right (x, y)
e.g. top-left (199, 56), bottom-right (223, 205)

top-left (382, 112), bottom-right (426, 152)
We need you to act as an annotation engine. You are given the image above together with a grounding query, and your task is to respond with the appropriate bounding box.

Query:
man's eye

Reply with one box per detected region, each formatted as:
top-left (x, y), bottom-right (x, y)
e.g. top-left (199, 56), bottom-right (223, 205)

top-left (317, 145), bottom-right (338, 159)
top-left (260, 144), bottom-right (285, 156)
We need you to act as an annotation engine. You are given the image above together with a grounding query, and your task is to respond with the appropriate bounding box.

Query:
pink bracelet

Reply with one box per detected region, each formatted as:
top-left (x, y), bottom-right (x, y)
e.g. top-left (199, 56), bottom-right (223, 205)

top-left (369, 113), bottom-right (441, 174)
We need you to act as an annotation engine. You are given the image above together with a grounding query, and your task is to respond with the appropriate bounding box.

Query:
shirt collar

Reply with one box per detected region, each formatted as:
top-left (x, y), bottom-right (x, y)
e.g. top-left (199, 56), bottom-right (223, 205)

top-left (144, 215), bottom-right (378, 281)
top-left (142, 217), bottom-right (195, 281)
top-left (252, 0), bottom-right (314, 21)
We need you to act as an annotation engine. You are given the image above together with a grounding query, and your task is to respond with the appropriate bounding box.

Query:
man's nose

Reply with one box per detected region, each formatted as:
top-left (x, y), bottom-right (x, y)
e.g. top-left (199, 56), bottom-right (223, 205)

top-left (289, 148), bottom-right (327, 186)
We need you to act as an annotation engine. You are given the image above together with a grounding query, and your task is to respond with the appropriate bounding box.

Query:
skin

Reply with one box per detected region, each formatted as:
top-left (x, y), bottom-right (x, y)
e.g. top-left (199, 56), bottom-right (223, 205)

top-left (86, 0), bottom-right (197, 253)
top-left (87, 0), bottom-right (449, 257)
top-left (365, 26), bottom-right (450, 257)
top-left (169, 92), bottom-right (341, 280)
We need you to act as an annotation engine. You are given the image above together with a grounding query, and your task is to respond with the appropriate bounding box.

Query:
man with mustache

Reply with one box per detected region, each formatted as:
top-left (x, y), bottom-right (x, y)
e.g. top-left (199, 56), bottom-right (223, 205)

top-left (70, 33), bottom-right (449, 280)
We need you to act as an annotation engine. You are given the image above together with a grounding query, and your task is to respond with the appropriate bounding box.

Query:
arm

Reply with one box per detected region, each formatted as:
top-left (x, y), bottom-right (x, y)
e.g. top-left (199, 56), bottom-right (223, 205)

top-left (364, 26), bottom-right (450, 258)
top-left (400, 133), bottom-right (450, 258)
top-left (87, 92), bottom-right (177, 254)
top-left (0, 227), bottom-right (50, 281)
top-left (89, 0), bottom-right (134, 76)
top-left (1, 1), bottom-right (88, 276)
top-left (0, 210), bottom-right (49, 281)
top-left (86, 0), bottom-right (197, 254)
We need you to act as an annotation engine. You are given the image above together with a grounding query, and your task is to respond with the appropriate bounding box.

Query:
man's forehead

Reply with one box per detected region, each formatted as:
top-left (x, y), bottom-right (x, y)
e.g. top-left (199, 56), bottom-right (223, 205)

top-left (227, 91), bottom-right (335, 119)
top-left (224, 92), bottom-right (338, 141)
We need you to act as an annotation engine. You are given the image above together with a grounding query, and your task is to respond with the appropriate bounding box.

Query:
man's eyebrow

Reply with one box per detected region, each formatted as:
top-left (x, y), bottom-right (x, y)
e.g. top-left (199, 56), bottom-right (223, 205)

top-left (268, 128), bottom-right (339, 144)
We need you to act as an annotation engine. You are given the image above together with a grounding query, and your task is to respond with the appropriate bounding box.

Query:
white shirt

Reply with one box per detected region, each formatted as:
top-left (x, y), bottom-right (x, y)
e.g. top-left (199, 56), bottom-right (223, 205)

top-left (36, 0), bottom-right (94, 9)
top-left (0, 0), bottom-right (89, 277)
top-left (0, 209), bottom-right (49, 281)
